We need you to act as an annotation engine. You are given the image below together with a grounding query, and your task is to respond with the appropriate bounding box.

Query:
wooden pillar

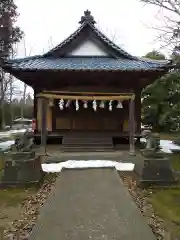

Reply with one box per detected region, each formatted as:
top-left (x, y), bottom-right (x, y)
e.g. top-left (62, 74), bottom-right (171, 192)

top-left (46, 101), bottom-right (52, 131)
top-left (129, 98), bottom-right (135, 155)
top-left (135, 88), bottom-right (141, 134)
top-left (41, 98), bottom-right (48, 153)
top-left (37, 98), bottom-right (42, 131)
top-left (33, 90), bottom-right (37, 133)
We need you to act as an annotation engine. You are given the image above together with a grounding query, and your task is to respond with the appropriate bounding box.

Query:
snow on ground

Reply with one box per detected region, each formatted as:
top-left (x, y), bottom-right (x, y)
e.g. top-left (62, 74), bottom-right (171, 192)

top-left (0, 140), bottom-right (15, 151)
top-left (0, 134), bottom-right (180, 172)
top-left (0, 129), bottom-right (29, 150)
top-left (0, 129), bottom-right (27, 138)
top-left (42, 140), bottom-right (180, 173)
top-left (41, 160), bottom-right (135, 173)
top-left (141, 138), bottom-right (180, 153)
top-left (160, 140), bottom-right (180, 153)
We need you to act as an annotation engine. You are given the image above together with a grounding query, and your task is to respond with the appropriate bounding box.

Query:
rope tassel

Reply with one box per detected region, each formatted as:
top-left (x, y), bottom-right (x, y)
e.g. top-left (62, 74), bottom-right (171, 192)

top-left (92, 100), bottom-right (97, 111)
top-left (83, 100), bottom-right (88, 108)
top-left (117, 100), bottom-right (123, 108)
top-left (59, 99), bottom-right (64, 110)
top-left (109, 100), bottom-right (113, 111)
top-left (99, 100), bottom-right (105, 108)
top-left (75, 99), bottom-right (79, 111)
top-left (65, 100), bottom-right (71, 108)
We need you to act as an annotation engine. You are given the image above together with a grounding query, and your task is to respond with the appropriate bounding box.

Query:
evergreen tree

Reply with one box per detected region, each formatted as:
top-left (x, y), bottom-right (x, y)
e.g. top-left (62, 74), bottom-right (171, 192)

top-left (0, 0), bottom-right (23, 128)
top-left (0, 0), bottom-right (23, 55)
top-left (142, 51), bottom-right (180, 132)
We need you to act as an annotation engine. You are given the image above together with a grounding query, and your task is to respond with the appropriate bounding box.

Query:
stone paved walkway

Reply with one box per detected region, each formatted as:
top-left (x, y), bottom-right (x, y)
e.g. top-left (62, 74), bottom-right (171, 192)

top-left (37, 147), bottom-right (141, 163)
top-left (29, 168), bottom-right (156, 240)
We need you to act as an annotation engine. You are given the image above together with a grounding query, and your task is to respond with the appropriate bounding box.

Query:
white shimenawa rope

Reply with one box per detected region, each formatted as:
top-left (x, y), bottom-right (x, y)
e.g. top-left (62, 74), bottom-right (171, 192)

top-left (75, 99), bottom-right (79, 111)
top-left (117, 100), bottom-right (123, 108)
top-left (83, 100), bottom-right (88, 108)
top-left (92, 100), bottom-right (97, 111)
top-left (59, 99), bottom-right (64, 110)
top-left (109, 100), bottom-right (113, 111)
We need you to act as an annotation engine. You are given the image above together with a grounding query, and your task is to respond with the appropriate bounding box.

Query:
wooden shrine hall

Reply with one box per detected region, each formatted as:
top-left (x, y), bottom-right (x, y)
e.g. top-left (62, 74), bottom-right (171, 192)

top-left (1, 10), bottom-right (173, 153)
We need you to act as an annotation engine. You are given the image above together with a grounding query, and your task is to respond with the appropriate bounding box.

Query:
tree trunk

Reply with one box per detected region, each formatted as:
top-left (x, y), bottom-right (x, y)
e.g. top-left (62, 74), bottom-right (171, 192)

top-left (21, 83), bottom-right (27, 119)
top-left (9, 74), bottom-right (13, 127)
top-left (20, 38), bottom-right (28, 119)
top-left (0, 69), bottom-right (5, 129)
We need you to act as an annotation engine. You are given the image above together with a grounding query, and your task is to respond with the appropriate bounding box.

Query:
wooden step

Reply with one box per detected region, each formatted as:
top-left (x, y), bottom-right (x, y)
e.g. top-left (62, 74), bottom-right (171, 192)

top-left (61, 147), bottom-right (114, 152)
top-left (63, 140), bottom-right (112, 144)
top-left (62, 144), bottom-right (113, 148)
top-left (62, 134), bottom-right (113, 152)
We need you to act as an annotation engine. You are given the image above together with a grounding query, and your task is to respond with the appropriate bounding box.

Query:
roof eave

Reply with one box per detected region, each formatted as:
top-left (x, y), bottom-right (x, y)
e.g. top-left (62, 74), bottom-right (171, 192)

top-left (3, 67), bottom-right (170, 73)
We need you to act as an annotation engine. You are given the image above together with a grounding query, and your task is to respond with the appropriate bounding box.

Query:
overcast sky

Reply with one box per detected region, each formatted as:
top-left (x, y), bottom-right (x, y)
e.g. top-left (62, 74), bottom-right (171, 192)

top-left (14, 0), bottom-right (169, 94)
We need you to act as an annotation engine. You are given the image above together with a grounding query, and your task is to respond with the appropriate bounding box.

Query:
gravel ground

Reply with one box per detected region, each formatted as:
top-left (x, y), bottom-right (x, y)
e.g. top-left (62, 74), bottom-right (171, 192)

top-left (122, 174), bottom-right (172, 240)
top-left (3, 171), bottom-right (172, 240)
top-left (3, 173), bottom-right (59, 240)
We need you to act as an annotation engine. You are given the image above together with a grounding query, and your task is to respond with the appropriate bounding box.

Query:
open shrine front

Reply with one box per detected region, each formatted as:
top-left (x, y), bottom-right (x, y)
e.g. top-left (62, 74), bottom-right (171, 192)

top-left (36, 92), bottom-right (135, 135)
top-left (53, 99), bottom-right (129, 132)
top-left (36, 91), bottom-right (136, 154)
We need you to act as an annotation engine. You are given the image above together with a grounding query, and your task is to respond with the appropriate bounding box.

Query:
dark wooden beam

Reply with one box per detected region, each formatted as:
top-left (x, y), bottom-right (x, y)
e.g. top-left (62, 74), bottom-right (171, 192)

top-left (135, 88), bottom-right (141, 134)
top-left (41, 98), bottom-right (48, 155)
top-left (129, 98), bottom-right (135, 155)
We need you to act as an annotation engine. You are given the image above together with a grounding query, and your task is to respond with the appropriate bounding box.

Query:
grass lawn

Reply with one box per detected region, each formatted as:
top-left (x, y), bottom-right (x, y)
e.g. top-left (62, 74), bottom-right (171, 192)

top-left (0, 173), bottom-right (57, 232)
top-left (149, 187), bottom-right (180, 238)
top-left (171, 153), bottom-right (180, 171)
top-left (148, 153), bottom-right (180, 238)
top-left (0, 187), bottom-right (37, 230)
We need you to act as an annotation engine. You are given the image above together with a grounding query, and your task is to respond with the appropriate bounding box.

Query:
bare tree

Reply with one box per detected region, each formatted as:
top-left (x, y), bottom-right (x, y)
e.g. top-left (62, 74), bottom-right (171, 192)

top-left (9, 45), bottom-right (18, 125)
top-left (0, 71), bottom-right (16, 128)
top-left (48, 36), bottom-right (54, 49)
top-left (20, 37), bottom-right (29, 119)
top-left (0, 43), bottom-right (23, 128)
top-left (0, 71), bottom-right (7, 129)
top-left (0, 2), bottom-right (23, 129)
top-left (96, 23), bottom-right (125, 49)
top-left (139, 0), bottom-right (180, 49)
top-left (9, 74), bottom-right (14, 125)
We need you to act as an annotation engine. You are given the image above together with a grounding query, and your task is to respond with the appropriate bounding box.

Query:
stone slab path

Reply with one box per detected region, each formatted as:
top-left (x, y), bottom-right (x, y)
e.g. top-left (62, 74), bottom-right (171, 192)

top-left (29, 168), bottom-right (156, 240)
top-left (38, 149), bottom-right (140, 164)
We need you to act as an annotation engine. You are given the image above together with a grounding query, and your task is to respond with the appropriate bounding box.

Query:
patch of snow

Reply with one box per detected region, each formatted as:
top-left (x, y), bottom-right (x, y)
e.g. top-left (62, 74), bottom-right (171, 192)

top-left (140, 138), bottom-right (180, 153)
top-left (0, 129), bottom-right (27, 139)
top-left (140, 138), bottom-right (146, 143)
top-left (0, 131), bottom-right (10, 138)
top-left (41, 160), bottom-right (135, 173)
top-left (9, 129), bottom-right (27, 135)
top-left (160, 140), bottom-right (180, 153)
top-left (13, 118), bottom-right (32, 122)
top-left (0, 140), bottom-right (14, 150)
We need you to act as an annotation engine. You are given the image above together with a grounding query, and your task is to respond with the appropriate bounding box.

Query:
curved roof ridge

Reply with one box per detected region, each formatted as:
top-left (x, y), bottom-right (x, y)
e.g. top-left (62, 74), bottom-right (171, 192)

top-left (4, 10), bottom-right (172, 68)
top-left (42, 20), bottom-right (172, 66)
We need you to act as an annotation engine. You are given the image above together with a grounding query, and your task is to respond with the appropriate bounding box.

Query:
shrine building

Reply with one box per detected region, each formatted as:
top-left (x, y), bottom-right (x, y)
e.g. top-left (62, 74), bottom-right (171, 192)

top-left (1, 10), bottom-right (173, 153)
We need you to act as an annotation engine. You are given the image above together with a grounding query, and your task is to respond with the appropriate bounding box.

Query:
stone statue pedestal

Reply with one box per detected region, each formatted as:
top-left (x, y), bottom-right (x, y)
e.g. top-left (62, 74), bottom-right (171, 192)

top-left (0, 152), bottom-right (44, 187)
top-left (134, 150), bottom-right (176, 186)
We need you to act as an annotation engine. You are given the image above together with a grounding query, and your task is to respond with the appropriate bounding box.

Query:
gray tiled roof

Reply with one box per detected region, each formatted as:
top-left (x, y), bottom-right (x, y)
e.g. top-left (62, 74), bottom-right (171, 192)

top-left (2, 11), bottom-right (173, 73)
top-left (6, 56), bottom-right (170, 71)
